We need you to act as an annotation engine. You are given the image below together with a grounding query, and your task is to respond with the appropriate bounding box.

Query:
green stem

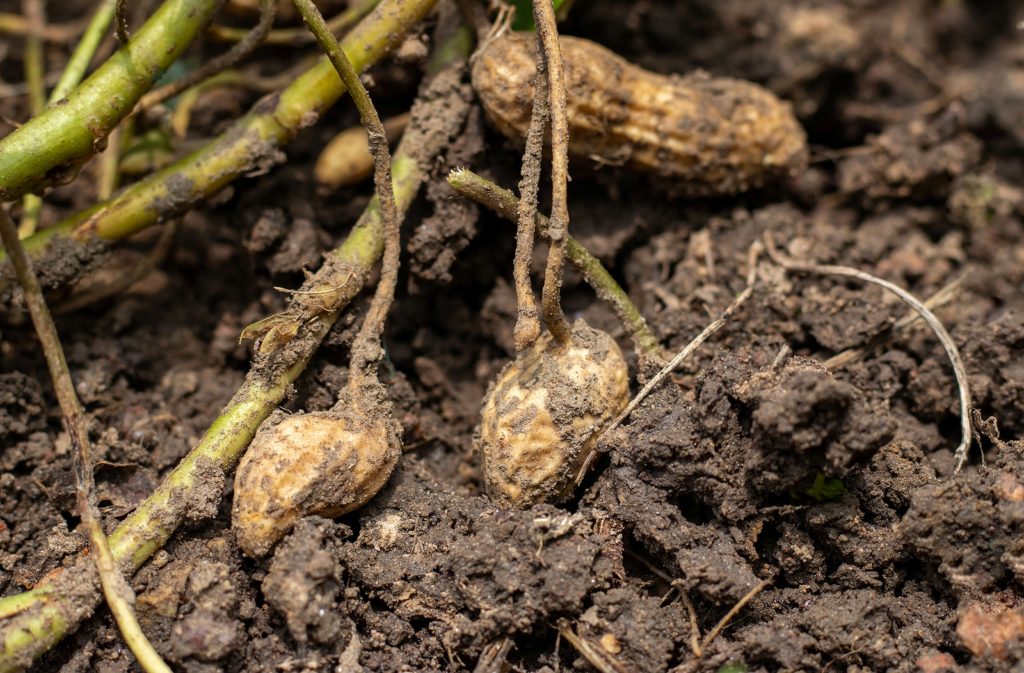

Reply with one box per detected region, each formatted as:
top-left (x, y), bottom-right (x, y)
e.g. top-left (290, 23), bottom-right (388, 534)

top-left (9, 0), bottom-right (438, 259)
top-left (18, 0), bottom-right (118, 240)
top-left (0, 0), bottom-right (223, 201)
top-left (447, 168), bottom-right (666, 362)
top-left (0, 23), bottom-right (468, 667)
top-left (49, 0), bottom-right (118, 103)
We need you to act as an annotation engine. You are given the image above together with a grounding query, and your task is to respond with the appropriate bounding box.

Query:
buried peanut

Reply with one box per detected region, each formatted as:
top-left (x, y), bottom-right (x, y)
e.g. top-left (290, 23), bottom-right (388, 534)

top-left (478, 320), bottom-right (629, 508)
top-left (232, 381), bottom-right (401, 558)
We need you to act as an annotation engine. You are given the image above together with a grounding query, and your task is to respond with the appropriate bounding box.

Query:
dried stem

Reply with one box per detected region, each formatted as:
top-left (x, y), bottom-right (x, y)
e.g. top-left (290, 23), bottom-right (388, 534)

top-left (0, 208), bottom-right (171, 673)
top-left (447, 168), bottom-right (664, 361)
top-left (597, 241), bottom-right (762, 448)
top-left (511, 41), bottom-right (548, 351)
top-left (293, 0), bottom-right (399, 386)
top-left (114, 0), bottom-right (129, 43)
top-left (763, 233), bottom-right (974, 472)
top-left (699, 579), bottom-right (769, 654)
top-left (137, 0), bottom-right (277, 111)
top-left (533, 0), bottom-right (571, 345)
top-left (473, 637), bottom-right (513, 673)
top-left (558, 623), bottom-right (632, 673)
top-left (209, 0), bottom-right (378, 45)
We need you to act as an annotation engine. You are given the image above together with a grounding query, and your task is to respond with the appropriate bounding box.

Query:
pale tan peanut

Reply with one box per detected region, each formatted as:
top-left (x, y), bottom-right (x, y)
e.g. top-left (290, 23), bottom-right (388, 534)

top-left (478, 320), bottom-right (629, 508)
top-left (232, 393), bottom-right (401, 557)
top-left (315, 112), bottom-right (411, 188)
top-left (472, 33), bottom-right (808, 195)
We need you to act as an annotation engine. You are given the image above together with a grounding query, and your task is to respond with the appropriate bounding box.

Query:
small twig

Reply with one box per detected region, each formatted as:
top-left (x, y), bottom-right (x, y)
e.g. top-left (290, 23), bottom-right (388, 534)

top-left (447, 169), bottom-right (664, 361)
top-left (675, 584), bottom-right (703, 657)
top-left (596, 241), bottom-right (762, 444)
top-left (0, 207), bottom-right (172, 673)
top-left (16, 0), bottom-right (45, 240)
top-left (208, 0), bottom-right (377, 45)
top-left (763, 233), bottom-right (975, 472)
top-left (137, 0), bottom-right (276, 111)
top-left (473, 636), bottom-right (513, 673)
top-left (22, 0), bottom-right (45, 114)
top-left (558, 622), bottom-right (633, 673)
top-left (823, 273), bottom-right (964, 370)
top-left (511, 30), bottom-right (548, 351)
top-left (114, 0), bottom-right (129, 43)
top-left (293, 0), bottom-right (399, 386)
top-left (699, 579), bottom-right (769, 654)
top-left (0, 11), bottom-right (84, 41)
top-left (533, 0), bottom-right (571, 345)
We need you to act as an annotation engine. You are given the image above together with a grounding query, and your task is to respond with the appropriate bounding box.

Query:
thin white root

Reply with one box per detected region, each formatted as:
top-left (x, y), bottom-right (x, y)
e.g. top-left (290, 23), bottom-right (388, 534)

top-left (763, 232), bottom-right (975, 473)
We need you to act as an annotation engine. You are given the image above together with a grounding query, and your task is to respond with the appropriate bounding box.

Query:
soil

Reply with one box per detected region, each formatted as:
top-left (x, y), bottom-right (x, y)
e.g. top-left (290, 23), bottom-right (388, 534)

top-left (2, 0), bottom-right (1024, 672)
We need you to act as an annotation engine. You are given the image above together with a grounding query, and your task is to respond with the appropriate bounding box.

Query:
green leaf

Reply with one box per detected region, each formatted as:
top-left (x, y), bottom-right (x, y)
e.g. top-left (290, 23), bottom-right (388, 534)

top-left (805, 472), bottom-right (846, 502)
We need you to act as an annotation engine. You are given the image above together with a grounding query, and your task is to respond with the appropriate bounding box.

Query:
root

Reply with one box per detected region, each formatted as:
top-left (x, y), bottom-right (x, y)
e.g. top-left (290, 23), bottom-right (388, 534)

top-left (293, 0), bottom-right (400, 388)
top-left (511, 28), bottom-right (548, 351)
top-left (823, 274), bottom-right (964, 370)
top-left (763, 233), bottom-right (975, 473)
top-left (533, 0), bottom-right (571, 345)
top-left (0, 208), bottom-right (171, 673)
top-left (447, 168), bottom-right (665, 362)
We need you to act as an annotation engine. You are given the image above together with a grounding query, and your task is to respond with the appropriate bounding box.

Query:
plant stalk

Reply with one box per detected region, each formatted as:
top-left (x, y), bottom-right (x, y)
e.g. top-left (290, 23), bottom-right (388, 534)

top-left (0, 0), bottom-right (225, 201)
top-left (447, 168), bottom-right (665, 362)
top-left (0, 25), bottom-right (468, 669)
top-left (8, 0), bottom-right (438, 262)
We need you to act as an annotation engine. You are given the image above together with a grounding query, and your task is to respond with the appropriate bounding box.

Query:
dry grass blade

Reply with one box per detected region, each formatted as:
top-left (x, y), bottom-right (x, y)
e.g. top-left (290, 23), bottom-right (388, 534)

top-left (114, 0), bottom-right (129, 42)
top-left (590, 241), bottom-right (762, 460)
top-left (0, 207), bottom-right (172, 673)
top-left (763, 233), bottom-right (975, 472)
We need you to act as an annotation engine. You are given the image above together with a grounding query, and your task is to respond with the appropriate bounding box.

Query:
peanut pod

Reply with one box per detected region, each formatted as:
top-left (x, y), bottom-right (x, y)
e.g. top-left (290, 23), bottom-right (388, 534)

top-left (472, 33), bottom-right (807, 195)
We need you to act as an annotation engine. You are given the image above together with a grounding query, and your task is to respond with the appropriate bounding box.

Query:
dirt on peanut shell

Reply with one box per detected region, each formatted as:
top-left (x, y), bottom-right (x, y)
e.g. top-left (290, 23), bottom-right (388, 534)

top-left (2, 0), bottom-right (1024, 671)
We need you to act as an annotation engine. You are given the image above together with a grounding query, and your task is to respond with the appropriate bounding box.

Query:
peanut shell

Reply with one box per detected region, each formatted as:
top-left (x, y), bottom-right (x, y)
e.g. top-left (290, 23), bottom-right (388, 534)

top-left (232, 395), bottom-right (400, 557)
top-left (478, 320), bottom-right (629, 507)
top-left (472, 33), bottom-right (807, 195)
